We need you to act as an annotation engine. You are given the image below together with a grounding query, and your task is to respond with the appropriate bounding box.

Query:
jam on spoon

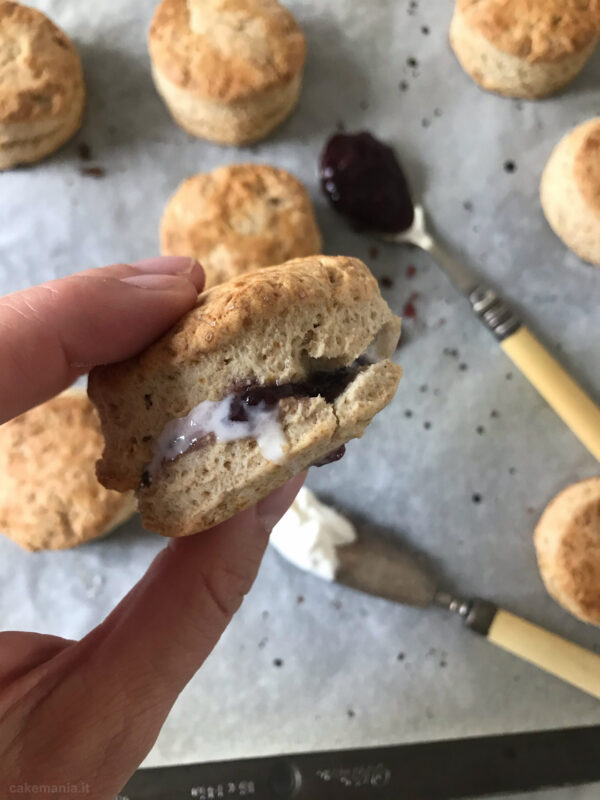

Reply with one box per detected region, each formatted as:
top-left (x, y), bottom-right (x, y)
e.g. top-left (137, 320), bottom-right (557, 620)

top-left (320, 131), bottom-right (415, 234)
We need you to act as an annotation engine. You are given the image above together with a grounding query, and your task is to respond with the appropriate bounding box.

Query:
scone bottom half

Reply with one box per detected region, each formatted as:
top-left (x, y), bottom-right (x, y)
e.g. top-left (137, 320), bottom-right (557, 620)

top-left (89, 256), bottom-right (402, 537)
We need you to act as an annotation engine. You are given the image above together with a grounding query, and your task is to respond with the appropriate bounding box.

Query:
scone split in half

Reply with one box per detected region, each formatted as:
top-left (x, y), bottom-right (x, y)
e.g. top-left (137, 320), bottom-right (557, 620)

top-left (89, 256), bottom-right (402, 537)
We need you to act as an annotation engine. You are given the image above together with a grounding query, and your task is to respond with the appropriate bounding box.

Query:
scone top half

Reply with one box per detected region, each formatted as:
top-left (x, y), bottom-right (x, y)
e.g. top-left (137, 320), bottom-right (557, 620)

top-left (89, 256), bottom-right (401, 537)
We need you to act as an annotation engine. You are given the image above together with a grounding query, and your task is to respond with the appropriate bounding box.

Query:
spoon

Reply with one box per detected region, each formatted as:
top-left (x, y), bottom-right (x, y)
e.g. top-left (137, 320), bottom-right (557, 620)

top-left (320, 132), bottom-right (600, 461)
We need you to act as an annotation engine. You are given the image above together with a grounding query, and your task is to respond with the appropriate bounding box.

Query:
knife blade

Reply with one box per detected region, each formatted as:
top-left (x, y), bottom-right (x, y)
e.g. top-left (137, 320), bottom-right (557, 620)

top-left (334, 534), bottom-right (600, 699)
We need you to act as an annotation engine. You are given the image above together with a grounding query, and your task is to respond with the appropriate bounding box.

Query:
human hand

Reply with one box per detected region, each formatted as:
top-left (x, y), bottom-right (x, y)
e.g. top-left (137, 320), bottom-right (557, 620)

top-left (0, 258), bottom-right (305, 799)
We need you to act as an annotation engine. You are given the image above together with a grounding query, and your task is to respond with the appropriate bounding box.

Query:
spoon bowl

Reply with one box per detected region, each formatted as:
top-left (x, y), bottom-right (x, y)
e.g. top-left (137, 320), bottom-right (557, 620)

top-left (319, 129), bottom-right (600, 461)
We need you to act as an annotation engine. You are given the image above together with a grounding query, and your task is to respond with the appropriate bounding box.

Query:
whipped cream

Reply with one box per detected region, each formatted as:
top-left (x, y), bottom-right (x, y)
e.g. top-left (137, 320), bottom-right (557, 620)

top-left (149, 395), bottom-right (287, 476)
top-left (270, 487), bottom-right (357, 580)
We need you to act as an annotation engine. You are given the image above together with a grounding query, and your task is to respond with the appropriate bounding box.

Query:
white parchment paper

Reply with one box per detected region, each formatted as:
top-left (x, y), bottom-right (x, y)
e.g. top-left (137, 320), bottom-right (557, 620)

top-left (0, 1), bottom-right (599, 795)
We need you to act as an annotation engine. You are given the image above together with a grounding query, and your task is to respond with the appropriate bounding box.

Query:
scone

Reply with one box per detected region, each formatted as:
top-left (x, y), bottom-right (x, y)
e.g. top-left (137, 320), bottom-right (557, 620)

top-left (148, 0), bottom-right (305, 145)
top-left (0, 1), bottom-right (85, 170)
top-left (450, 0), bottom-right (599, 99)
top-left (534, 478), bottom-right (600, 627)
top-left (0, 391), bottom-right (136, 551)
top-left (541, 118), bottom-right (600, 266)
top-left (161, 164), bottom-right (322, 288)
top-left (89, 256), bottom-right (402, 538)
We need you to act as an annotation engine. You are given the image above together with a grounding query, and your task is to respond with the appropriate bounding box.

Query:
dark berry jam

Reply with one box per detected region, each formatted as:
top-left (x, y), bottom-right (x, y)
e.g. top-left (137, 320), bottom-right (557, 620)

top-left (142, 364), bottom-right (367, 485)
top-left (320, 132), bottom-right (415, 234)
top-left (140, 469), bottom-right (152, 488)
top-left (228, 364), bottom-right (363, 422)
top-left (312, 444), bottom-right (346, 467)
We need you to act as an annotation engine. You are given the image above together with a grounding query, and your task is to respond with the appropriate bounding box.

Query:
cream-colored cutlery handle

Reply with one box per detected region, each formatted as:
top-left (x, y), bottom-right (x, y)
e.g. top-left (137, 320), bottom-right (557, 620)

top-left (487, 609), bottom-right (600, 699)
top-left (425, 239), bottom-right (600, 460)
top-left (501, 326), bottom-right (600, 462)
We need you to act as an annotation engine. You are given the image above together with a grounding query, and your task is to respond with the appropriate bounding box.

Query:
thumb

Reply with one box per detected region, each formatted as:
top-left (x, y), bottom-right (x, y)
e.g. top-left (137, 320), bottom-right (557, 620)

top-left (0, 257), bottom-right (204, 423)
top-left (7, 476), bottom-right (305, 797)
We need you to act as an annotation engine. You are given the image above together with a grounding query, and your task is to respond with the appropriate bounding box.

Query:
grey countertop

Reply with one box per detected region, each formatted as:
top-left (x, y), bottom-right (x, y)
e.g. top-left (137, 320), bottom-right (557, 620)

top-left (0, 1), bottom-right (599, 796)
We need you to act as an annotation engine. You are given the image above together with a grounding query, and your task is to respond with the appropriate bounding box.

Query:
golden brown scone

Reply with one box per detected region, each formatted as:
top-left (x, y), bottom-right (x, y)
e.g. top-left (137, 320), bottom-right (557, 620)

top-left (534, 477), bottom-right (600, 627)
top-left (541, 117), bottom-right (600, 266)
top-left (89, 256), bottom-right (402, 538)
top-left (148, 0), bottom-right (305, 145)
top-left (161, 164), bottom-right (322, 288)
top-left (0, 391), bottom-right (136, 551)
top-left (450, 0), bottom-right (600, 99)
top-left (0, 1), bottom-right (86, 170)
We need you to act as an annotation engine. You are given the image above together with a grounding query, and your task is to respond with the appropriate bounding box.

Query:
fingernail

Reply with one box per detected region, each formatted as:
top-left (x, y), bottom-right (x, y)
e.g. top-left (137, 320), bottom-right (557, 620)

top-left (132, 256), bottom-right (199, 275)
top-left (120, 274), bottom-right (188, 290)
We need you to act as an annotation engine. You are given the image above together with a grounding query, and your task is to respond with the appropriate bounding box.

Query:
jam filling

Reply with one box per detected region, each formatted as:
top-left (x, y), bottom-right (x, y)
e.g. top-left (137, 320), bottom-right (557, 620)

top-left (228, 362), bottom-right (365, 423)
top-left (312, 444), bottom-right (346, 467)
top-left (319, 131), bottom-right (415, 234)
top-left (141, 360), bottom-right (369, 487)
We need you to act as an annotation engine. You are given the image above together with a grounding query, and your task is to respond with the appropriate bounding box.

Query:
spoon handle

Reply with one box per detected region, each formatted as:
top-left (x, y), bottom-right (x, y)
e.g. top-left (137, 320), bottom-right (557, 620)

top-left (420, 233), bottom-right (600, 460)
top-left (500, 326), bottom-right (600, 461)
top-left (466, 283), bottom-right (600, 461)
